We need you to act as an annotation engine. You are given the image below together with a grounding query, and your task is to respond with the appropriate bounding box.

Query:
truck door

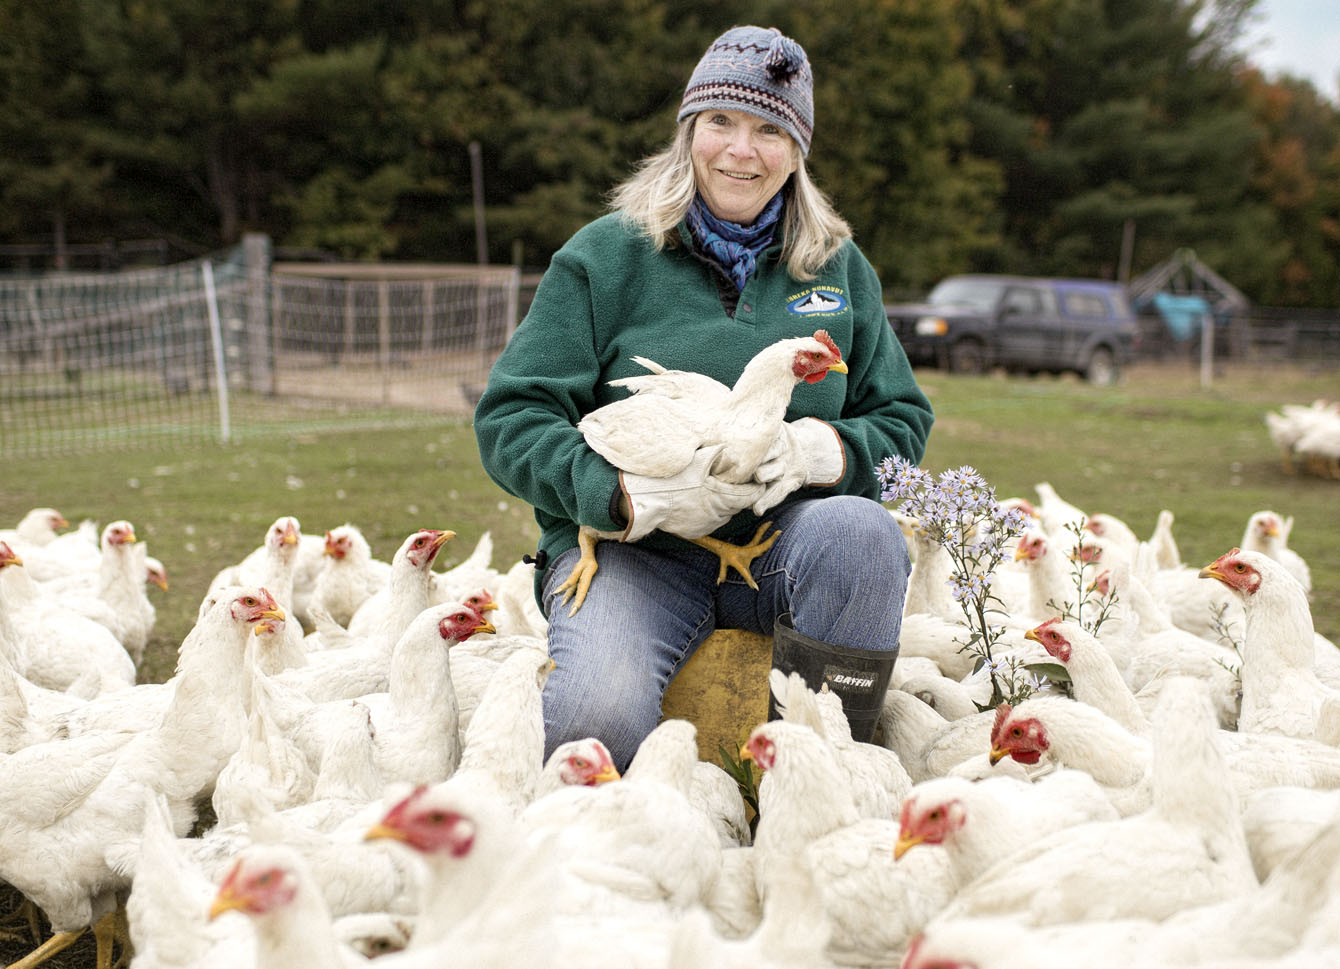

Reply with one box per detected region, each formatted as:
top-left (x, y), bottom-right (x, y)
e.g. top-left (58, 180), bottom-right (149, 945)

top-left (995, 284), bottom-right (1060, 369)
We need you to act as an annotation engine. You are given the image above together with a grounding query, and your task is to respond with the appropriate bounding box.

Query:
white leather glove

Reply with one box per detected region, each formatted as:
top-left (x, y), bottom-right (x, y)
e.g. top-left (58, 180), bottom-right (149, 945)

top-left (752, 418), bottom-right (846, 515)
top-left (620, 444), bottom-right (766, 543)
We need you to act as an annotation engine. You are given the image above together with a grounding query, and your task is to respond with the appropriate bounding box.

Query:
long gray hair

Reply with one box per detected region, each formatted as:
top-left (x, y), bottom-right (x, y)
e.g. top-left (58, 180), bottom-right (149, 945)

top-left (607, 118), bottom-right (851, 281)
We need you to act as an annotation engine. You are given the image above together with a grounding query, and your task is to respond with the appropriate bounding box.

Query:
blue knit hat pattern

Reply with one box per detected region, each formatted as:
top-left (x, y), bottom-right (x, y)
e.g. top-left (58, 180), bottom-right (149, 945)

top-left (678, 25), bottom-right (815, 156)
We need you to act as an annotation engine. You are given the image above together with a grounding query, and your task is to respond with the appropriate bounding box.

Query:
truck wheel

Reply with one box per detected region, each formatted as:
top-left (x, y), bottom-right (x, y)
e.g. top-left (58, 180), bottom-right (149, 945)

top-left (948, 339), bottom-right (987, 375)
top-left (1084, 346), bottom-right (1118, 386)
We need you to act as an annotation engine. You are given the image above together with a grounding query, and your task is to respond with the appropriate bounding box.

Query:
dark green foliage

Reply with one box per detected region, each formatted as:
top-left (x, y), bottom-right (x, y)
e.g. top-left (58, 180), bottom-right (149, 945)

top-left (1, 0), bottom-right (1338, 303)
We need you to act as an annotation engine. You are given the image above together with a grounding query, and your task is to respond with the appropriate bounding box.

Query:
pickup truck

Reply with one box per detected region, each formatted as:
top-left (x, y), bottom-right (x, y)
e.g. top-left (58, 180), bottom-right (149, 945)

top-left (885, 274), bottom-right (1140, 385)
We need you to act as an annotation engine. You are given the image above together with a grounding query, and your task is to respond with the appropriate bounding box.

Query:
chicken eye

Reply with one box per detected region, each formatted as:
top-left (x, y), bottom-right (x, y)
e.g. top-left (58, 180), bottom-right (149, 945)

top-left (256, 872), bottom-right (274, 885)
top-left (1010, 727), bottom-right (1022, 737)
top-left (572, 758), bottom-right (589, 769)
top-left (928, 809), bottom-right (942, 821)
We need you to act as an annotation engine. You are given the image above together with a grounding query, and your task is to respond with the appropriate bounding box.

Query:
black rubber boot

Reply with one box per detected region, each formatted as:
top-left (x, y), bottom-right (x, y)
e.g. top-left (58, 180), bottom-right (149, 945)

top-left (769, 613), bottom-right (898, 743)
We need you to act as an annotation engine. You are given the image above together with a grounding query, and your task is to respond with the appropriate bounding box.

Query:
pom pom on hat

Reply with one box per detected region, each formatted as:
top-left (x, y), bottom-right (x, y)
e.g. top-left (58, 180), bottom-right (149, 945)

top-left (678, 25), bottom-right (815, 156)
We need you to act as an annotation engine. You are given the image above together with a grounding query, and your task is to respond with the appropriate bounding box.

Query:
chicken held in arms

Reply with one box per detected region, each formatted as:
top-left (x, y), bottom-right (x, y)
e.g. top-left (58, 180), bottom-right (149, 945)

top-left (556, 329), bottom-right (848, 615)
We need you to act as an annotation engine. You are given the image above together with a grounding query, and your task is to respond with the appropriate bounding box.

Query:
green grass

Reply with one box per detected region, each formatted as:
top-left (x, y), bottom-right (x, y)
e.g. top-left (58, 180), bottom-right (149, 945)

top-left (0, 361), bottom-right (1336, 691)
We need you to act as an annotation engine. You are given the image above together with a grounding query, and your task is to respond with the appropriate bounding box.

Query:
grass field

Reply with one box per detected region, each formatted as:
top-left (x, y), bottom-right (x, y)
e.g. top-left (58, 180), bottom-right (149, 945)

top-left (0, 359), bottom-right (1337, 968)
top-left (2, 360), bottom-right (1337, 683)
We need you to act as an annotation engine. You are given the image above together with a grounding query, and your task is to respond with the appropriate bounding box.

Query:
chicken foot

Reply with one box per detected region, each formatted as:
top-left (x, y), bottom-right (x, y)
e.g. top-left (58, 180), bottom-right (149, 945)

top-left (5, 926), bottom-right (86, 969)
top-left (555, 522), bottom-right (780, 617)
top-left (687, 521), bottom-right (780, 587)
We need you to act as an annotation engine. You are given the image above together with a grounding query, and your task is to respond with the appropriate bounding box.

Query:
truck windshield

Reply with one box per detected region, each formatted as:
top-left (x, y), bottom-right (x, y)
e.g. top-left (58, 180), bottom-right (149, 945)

top-left (927, 278), bottom-right (1004, 313)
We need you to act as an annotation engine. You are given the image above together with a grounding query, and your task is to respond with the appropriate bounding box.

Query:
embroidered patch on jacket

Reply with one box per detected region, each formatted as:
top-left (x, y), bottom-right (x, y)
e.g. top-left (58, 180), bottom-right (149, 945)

top-left (787, 287), bottom-right (848, 316)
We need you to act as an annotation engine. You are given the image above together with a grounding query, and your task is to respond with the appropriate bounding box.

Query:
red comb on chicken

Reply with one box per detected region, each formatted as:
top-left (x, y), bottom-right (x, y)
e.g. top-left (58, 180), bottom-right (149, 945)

top-left (795, 328), bottom-right (845, 383)
top-left (1025, 618), bottom-right (1070, 661)
top-left (894, 793), bottom-right (966, 860)
top-left (209, 854), bottom-right (299, 919)
top-left (989, 703), bottom-right (1050, 765)
top-left (1198, 547), bottom-right (1263, 596)
top-left (462, 588), bottom-right (498, 615)
top-left (231, 587), bottom-right (285, 625)
top-left (557, 739), bottom-right (621, 787)
top-left (1012, 531), bottom-right (1046, 562)
top-left (439, 605), bottom-right (494, 642)
top-left (741, 725), bottom-right (778, 771)
top-left (365, 785), bottom-right (478, 857)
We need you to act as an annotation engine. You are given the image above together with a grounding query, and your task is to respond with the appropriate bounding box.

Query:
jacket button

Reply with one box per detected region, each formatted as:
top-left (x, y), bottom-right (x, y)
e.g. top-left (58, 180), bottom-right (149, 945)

top-left (741, 302), bottom-right (752, 313)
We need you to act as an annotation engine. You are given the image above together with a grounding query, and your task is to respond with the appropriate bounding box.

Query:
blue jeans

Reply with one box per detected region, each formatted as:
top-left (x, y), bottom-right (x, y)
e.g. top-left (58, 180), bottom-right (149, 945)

top-left (539, 495), bottom-right (911, 769)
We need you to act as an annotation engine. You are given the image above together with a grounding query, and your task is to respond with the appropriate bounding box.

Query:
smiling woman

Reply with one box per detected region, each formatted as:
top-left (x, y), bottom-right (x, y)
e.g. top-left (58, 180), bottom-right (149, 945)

top-left (471, 23), bottom-right (934, 769)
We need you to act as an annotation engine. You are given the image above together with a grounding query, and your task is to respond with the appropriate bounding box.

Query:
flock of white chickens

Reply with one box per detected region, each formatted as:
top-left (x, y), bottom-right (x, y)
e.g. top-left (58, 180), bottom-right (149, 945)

top-left (0, 482), bottom-right (1335, 969)
top-left (1264, 398), bottom-right (1340, 479)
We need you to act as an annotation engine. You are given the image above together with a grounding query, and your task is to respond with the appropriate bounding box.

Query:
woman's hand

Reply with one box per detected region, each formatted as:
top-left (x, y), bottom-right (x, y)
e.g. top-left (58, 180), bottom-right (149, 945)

top-left (619, 444), bottom-right (765, 542)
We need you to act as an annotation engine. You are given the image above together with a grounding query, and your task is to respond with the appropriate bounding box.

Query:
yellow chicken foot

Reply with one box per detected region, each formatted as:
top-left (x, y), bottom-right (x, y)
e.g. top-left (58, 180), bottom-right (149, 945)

top-left (688, 522), bottom-right (780, 587)
top-left (5, 927), bottom-right (87, 969)
top-left (555, 527), bottom-right (601, 617)
top-left (94, 908), bottom-right (124, 969)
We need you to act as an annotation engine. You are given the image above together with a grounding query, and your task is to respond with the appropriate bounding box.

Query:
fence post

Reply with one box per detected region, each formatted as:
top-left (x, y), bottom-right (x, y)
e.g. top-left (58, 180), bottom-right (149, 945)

top-left (203, 260), bottom-right (231, 443)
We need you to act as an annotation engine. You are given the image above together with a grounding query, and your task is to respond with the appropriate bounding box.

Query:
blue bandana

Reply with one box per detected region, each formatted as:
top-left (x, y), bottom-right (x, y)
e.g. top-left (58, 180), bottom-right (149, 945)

top-left (686, 192), bottom-right (784, 292)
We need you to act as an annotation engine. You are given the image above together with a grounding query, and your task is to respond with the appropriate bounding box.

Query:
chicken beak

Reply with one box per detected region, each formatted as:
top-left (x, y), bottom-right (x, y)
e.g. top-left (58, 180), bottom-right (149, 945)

top-left (478, 600), bottom-right (500, 613)
top-left (152, 575), bottom-right (169, 592)
top-left (989, 746), bottom-right (1009, 766)
top-left (472, 619), bottom-right (497, 636)
top-left (207, 889), bottom-right (249, 921)
top-left (893, 833), bottom-right (922, 861)
top-left (591, 764), bottom-right (621, 784)
top-left (431, 530), bottom-right (456, 554)
top-left (0, 552), bottom-right (22, 568)
top-left (1198, 565), bottom-right (1227, 584)
top-left (260, 605), bottom-right (286, 622)
top-left (1012, 544), bottom-right (1028, 562)
top-left (364, 822), bottom-right (406, 844)
top-left (828, 361), bottom-right (848, 375)
top-left (1023, 628), bottom-right (1041, 644)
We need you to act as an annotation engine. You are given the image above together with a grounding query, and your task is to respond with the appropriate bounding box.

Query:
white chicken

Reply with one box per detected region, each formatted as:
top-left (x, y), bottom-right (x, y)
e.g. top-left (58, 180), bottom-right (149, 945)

top-left (309, 523), bottom-right (389, 629)
top-left (271, 528), bottom-right (454, 703)
top-left (742, 719), bottom-right (955, 967)
top-left (207, 842), bottom-right (366, 969)
top-left (1265, 398), bottom-right (1340, 477)
top-left (37, 520), bottom-right (156, 668)
top-left (1240, 509), bottom-right (1313, 596)
top-left (0, 541), bottom-right (136, 698)
top-left (1200, 547), bottom-right (1340, 744)
top-left (0, 586), bottom-right (283, 969)
top-left (556, 329), bottom-right (848, 614)
top-left (940, 676), bottom-right (1258, 926)
top-left (0, 507), bottom-right (69, 549)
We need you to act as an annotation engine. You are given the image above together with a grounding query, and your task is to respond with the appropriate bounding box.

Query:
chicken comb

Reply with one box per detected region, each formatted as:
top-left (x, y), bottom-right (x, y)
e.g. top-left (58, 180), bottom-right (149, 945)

top-left (989, 702), bottom-right (1013, 746)
top-left (813, 329), bottom-right (842, 359)
top-left (381, 784), bottom-right (431, 827)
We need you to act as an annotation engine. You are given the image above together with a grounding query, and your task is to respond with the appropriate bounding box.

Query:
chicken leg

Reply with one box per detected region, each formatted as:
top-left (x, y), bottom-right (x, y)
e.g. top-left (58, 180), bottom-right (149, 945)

top-left (555, 522), bottom-right (781, 617)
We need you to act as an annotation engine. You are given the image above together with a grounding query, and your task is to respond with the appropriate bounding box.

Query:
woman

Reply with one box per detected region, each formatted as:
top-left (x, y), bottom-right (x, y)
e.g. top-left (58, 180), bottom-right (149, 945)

top-left (474, 25), bottom-right (934, 767)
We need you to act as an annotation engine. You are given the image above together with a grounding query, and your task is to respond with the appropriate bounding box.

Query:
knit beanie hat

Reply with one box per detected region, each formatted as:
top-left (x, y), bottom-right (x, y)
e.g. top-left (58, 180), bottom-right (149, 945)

top-left (678, 25), bottom-right (815, 156)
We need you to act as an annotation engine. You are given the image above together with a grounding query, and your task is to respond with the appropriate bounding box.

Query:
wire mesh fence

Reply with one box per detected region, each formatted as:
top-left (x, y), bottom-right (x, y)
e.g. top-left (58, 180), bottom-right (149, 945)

top-left (0, 236), bottom-right (519, 458)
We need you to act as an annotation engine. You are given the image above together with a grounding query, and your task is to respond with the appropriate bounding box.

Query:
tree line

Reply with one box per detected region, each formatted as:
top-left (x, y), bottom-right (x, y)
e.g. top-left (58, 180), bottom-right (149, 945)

top-left (2, 0), bottom-right (1337, 307)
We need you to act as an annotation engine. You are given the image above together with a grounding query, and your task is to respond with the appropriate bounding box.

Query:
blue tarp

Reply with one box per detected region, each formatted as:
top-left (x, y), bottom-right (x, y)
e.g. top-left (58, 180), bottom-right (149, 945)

top-left (1150, 292), bottom-right (1211, 341)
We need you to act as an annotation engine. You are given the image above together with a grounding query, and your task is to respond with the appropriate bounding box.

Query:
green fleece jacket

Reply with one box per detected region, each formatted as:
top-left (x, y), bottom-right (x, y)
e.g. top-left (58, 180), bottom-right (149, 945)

top-left (473, 212), bottom-right (934, 588)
